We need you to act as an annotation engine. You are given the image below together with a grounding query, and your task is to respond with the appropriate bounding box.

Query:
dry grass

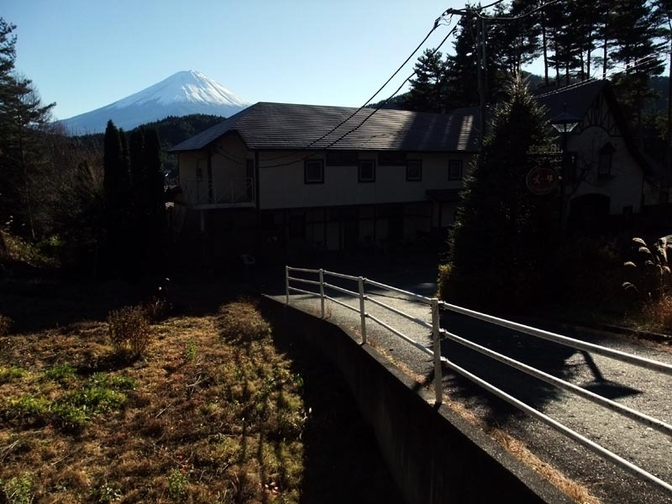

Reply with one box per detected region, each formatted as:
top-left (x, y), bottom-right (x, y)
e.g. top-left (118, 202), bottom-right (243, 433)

top-left (643, 296), bottom-right (672, 333)
top-left (0, 300), bottom-right (306, 503)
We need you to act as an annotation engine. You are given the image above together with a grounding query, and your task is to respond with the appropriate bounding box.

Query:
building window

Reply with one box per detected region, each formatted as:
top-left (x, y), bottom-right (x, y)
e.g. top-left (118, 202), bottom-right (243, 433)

top-left (304, 159), bottom-right (324, 184)
top-left (449, 160), bottom-right (463, 180)
top-left (358, 160), bottom-right (376, 183)
top-left (598, 143), bottom-right (615, 178)
top-left (406, 160), bottom-right (422, 181)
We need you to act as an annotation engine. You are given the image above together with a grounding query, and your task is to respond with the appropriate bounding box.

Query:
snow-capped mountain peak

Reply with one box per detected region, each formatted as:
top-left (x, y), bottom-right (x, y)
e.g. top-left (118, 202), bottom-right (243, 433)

top-left (111, 70), bottom-right (248, 109)
top-left (59, 71), bottom-right (250, 135)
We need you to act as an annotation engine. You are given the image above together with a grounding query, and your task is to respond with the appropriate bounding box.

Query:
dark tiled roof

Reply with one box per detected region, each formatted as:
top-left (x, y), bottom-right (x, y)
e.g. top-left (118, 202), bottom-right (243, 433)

top-left (535, 79), bottom-right (608, 119)
top-left (169, 102), bottom-right (481, 153)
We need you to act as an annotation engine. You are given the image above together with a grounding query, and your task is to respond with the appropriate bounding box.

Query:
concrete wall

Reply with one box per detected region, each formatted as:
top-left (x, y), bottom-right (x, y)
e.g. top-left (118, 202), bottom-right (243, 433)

top-left (260, 296), bottom-right (574, 504)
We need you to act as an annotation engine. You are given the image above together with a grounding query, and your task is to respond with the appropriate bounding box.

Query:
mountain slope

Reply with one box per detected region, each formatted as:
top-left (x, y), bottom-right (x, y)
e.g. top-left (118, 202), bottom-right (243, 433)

top-left (59, 70), bottom-right (250, 135)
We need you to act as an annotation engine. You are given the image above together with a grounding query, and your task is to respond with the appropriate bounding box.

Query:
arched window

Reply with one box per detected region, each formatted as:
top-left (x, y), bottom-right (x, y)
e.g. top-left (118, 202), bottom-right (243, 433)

top-left (598, 143), bottom-right (615, 178)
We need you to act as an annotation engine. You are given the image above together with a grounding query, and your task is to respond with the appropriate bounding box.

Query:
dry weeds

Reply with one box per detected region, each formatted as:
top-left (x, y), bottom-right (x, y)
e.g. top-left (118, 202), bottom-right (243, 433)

top-left (0, 301), bottom-right (305, 503)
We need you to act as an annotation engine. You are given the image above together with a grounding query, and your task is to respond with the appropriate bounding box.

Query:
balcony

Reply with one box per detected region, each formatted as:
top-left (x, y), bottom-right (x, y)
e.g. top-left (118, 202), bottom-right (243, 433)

top-left (182, 177), bottom-right (255, 209)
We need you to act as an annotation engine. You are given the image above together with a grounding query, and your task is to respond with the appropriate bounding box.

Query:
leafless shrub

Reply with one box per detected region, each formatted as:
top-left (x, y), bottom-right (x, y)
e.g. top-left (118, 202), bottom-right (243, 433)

top-left (107, 306), bottom-right (152, 358)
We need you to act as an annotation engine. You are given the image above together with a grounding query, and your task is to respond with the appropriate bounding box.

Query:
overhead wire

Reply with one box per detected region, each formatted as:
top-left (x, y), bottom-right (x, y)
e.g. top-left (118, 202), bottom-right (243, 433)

top-left (257, 11), bottom-right (453, 166)
top-left (477, 0), bottom-right (561, 21)
top-left (259, 21), bottom-right (460, 170)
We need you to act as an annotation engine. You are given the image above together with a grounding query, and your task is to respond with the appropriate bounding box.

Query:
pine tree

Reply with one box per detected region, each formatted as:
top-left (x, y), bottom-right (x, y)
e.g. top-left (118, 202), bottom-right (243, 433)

top-left (445, 76), bottom-right (556, 312)
top-left (610, 0), bottom-right (665, 132)
top-left (142, 127), bottom-right (165, 274)
top-left (102, 120), bottom-right (132, 277)
top-left (405, 48), bottom-right (449, 112)
top-left (0, 18), bottom-right (55, 239)
top-left (142, 127), bottom-right (165, 232)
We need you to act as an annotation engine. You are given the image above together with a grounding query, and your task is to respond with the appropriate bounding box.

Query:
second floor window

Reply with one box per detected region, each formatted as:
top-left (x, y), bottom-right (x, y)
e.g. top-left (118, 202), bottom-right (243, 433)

top-left (598, 143), bottom-right (615, 178)
top-left (304, 159), bottom-right (324, 184)
top-left (406, 160), bottom-right (422, 181)
top-left (359, 160), bottom-right (376, 183)
top-left (449, 160), bottom-right (463, 180)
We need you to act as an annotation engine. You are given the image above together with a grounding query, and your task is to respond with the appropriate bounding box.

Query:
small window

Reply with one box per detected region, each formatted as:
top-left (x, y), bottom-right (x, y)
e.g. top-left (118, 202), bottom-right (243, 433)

top-left (598, 143), bottom-right (615, 178)
top-left (406, 160), bottom-right (422, 181)
top-left (449, 160), bottom-right (463, 181)
top-left (358, 160), bottom-right (376, 183)
top-left (304, 159), bottom-right (324, 184)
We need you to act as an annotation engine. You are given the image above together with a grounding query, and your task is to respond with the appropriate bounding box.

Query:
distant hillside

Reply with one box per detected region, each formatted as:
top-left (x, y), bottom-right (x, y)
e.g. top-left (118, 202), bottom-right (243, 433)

top-left (77, 113), bottom-right (225, 177)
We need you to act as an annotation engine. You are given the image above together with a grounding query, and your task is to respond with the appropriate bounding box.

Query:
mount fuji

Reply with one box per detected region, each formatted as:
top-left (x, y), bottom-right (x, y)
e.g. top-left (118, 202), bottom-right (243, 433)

top-left (59, 70), bottom-right (250, 135)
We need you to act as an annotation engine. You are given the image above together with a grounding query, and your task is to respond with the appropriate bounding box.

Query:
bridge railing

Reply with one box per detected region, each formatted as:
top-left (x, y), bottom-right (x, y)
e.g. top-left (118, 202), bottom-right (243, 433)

top-left (284, 265), bottom-right (672, 497)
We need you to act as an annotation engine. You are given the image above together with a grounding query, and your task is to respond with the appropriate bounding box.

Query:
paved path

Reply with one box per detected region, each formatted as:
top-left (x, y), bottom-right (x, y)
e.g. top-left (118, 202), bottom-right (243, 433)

top-left (269, 259), bottom-right (672, 504)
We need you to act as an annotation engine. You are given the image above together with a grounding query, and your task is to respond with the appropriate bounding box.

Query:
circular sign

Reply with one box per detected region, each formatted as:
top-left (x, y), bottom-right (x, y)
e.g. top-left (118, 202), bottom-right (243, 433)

top-left (526, 166), bottom-right (559, 195)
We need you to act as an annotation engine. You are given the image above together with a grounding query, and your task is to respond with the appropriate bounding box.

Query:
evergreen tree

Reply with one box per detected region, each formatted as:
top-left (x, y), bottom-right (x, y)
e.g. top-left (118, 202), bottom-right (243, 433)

top-left (492, 0), bottom-right (542, 76)
top-left (142, 127), bottom-right (165, 274)
top-left (405, 49), bottom-right (449, 112)
top-left (0, 18), bottom-right (55, 239)
top-left (610, 0), bottom-right (666, 132)
top-left (103, 120), bottom-right (128, 210)
top-left (445, 13), bottom-right (481, 108)
top-left (142, 127), bottom-right (165, 232)
top-left (445, 76), bottom-right (556, 312)
top-left (102, 120), bottom-right (131, 277)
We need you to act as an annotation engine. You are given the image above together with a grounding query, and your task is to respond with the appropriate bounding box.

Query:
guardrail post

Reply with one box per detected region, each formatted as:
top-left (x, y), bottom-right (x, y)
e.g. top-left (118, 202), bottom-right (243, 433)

top-left (358, 277), bottom-right (367, 344)
top-left (285, 266), bottom-right (290, 306)
top-left (319, 269), bottom-right (325, 318)
top-left (431, 298), bottom-right (442, 405)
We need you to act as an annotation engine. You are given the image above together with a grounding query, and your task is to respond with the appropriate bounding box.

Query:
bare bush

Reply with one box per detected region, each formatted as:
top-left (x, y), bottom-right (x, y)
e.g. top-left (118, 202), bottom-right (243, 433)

top-left (107, 306), bottom-right (152, 357)
top-left (216, 300), bottom-right (271, 343)
top-left (0, 314), bottom-right (13, 336)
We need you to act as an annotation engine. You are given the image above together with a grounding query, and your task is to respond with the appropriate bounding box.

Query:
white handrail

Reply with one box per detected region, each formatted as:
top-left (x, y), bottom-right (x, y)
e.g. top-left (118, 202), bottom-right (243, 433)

top-left (439, 300), bottom-right (672, 376)
top-left (441, 354), bottom-right (672, 496)
top-left (442, 329), bottom-right (672, 436)
top-left (283, 264), bottom-right (672, 496)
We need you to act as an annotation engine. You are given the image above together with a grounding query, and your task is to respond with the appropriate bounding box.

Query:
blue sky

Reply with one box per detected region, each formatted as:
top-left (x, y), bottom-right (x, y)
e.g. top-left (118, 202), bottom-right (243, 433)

top-left (4, 0), bottom-right (480, 120)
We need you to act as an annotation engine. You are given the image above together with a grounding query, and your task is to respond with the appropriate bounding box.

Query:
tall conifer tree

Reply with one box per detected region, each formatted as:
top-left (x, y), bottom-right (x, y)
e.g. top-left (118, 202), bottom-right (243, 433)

top-left (446, 76), bottom-right (555, 312)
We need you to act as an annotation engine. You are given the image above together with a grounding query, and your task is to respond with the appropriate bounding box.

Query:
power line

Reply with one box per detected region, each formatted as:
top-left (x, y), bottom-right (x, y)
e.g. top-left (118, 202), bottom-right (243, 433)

top-left (257, 13), bottom-right (452, 169)
top-left (476, 0), bottom-right (562, 21)
top-left (317, 25), bottom-right (460, 153)
top-left (260, 22), bottom-right (460, 170)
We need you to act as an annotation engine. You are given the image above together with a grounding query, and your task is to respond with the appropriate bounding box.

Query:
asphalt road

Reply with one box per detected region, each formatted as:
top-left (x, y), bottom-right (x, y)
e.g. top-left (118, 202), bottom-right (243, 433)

top-left (265, 253), bottom-right (672, 504)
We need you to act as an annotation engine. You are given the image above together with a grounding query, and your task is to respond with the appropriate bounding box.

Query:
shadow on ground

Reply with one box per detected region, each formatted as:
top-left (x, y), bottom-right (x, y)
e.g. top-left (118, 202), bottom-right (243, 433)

top-left (269, 313), bottom-right (406, 504)
top-left (435, 311), bottom-right (641, 426)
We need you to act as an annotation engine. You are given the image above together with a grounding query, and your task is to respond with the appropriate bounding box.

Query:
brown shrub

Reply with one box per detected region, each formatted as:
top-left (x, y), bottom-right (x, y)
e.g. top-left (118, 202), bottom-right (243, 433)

top-left (216, 300), bottom-right (271, 343)
top-left (0, 314), bottom-right (13, 336)
top-left (107, 306), bottom-right (152, 357)
top-left (644, 296), bottom-right (672, 332)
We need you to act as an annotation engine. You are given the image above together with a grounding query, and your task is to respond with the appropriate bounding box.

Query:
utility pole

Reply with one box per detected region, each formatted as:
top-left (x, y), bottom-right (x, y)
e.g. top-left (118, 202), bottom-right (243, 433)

top-left (446, 6), bottom-right (489, 148)
top-left (477, 13), bottom-right (488, 147)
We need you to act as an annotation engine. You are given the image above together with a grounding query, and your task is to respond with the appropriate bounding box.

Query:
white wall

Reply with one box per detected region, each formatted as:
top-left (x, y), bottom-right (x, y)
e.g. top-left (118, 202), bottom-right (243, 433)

top-left (257, 151), bottom-right (468, 210)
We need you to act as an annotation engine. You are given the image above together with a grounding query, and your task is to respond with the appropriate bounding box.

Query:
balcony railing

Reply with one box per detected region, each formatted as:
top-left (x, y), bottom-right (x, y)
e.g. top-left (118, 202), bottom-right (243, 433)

top-left (182, 177), bottom-right (255, 208)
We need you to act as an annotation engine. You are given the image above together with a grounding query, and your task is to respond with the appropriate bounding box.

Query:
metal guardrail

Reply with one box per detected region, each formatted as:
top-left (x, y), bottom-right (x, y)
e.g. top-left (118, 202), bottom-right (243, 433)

top-left (284, 265), bottom-right (672, 497)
